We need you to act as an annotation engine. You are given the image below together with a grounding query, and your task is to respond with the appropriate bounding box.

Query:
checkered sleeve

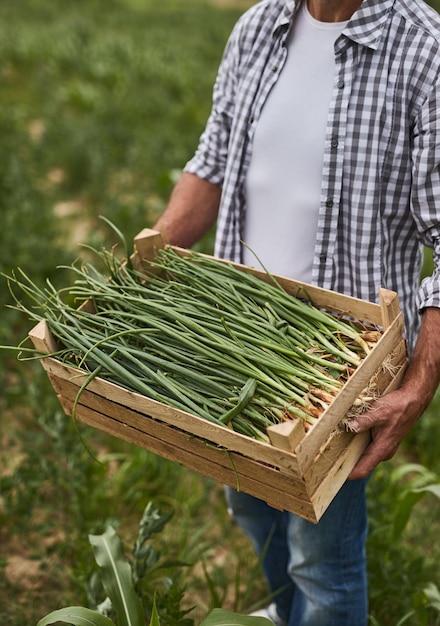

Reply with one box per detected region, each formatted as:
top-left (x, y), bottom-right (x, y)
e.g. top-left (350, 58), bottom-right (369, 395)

top-left (412, 69), bottom-right (440, 311)
top-left (183, 18), bottom-right (243, 186)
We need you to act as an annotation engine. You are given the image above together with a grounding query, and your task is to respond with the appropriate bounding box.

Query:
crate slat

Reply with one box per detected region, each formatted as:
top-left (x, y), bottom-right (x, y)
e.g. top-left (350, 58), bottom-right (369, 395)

top-left (40, 356), bottom-right (302, 475)
top-left (294, 312), bottom-right (405, 473)
top-left (57, 392), bottom-right (318, 521)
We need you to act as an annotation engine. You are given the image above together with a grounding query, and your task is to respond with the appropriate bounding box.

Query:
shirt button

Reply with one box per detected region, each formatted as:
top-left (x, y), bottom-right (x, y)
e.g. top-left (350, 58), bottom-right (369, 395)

top-left (326, 199), bottom-right (334, 208)
top-left (337, 80), bottom-right (345, 89)
top-left (331, 137), bottom-right (339, 148)
top-left (272, 66), bottom-right (278, 72)
top-left (319, 254), bottom-right (327, 262)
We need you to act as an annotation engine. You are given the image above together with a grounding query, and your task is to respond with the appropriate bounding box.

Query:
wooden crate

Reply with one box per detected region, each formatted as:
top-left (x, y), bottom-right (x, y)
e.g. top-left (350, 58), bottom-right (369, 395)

top-left (28, 229), bottom-right (408, 523)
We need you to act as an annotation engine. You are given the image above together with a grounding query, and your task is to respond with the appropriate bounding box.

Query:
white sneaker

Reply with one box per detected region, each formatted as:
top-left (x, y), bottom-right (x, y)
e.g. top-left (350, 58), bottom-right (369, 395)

top-left (249, 603), bottom-right (287, 626)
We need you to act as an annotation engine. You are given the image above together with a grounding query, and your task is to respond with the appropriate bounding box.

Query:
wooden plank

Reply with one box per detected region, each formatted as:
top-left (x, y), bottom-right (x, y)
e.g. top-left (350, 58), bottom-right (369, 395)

top-left (53, 372), bottom-right (379, 523)
top-left (133, 228), bottom-right (165, 273)
top-left (50, 373), bottom-right (375, 513)
top-left (379, 288), bottom-right (403, 329)
top-left (40, 355), bottom-right (302, 475)
top-left (34, 316), bottom-right (404, 480)
top-left (249, 272), bottom-right (384, 326)
top-left (310, 430), bottom-right (371, 520)
top-left (267, 420), bottom-right (306, 451)
top-left (295, 312), bottom-right (405, 474)
top-left (34, 317), bottom-right (407, 506)
top-left (134, 228), bottom-right (165, 260)
top-left (369, 338), bottom-right (407, 389)
top-left (49, 372), bottom-right (304, 484)
top-left (44, 341), bottom-right (406, 520)
top-left (50, 368), bottom-right (356, 498)
top-left (58, 394), bottom-right (318, 521)
top-left (302, 429), bottom-right (359, 494)
top-left (303, 338), bottom-right (407, 490)
top-left (28, 319), bottom-right (59, 354)
top-left (305, 347), bottom-right (408, 515)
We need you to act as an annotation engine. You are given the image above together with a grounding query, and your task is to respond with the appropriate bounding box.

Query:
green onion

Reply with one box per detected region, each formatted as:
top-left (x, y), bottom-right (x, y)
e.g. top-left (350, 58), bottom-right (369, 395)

top-left (4, 239), bottom-right (381, 442)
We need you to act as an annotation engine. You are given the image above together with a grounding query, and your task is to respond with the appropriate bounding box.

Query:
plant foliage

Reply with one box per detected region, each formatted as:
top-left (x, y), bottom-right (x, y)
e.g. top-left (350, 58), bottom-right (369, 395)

top-left (36, 504), bottom-right (271, 626)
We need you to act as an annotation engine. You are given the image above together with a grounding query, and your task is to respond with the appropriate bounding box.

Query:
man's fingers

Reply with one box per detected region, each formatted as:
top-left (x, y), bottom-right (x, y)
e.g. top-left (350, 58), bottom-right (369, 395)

top-left (349, 440), bottom-right (384, 480)
top-left (346, 411), bottom-right (378, 434)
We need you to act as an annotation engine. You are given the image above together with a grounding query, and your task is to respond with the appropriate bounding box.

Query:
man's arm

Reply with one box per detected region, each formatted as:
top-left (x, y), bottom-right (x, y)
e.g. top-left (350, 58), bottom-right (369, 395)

top-left (153, 172), bottom-right (222, 248)
top-left (349, 306), bottom-right (440, 479)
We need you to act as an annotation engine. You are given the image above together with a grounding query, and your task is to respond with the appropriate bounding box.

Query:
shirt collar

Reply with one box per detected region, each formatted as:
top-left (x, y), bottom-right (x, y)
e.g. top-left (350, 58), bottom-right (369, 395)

top-left (275, 0), bottom-right (396, 50)
top-left (344, 0), bottom-right (396, 50)
top-left (273, 0), bottom-right (299, 33)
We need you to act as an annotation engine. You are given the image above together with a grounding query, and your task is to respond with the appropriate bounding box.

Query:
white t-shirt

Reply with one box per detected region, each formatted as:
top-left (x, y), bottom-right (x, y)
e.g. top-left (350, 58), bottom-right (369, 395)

top-left (242, 2), bottom-right (347, 281)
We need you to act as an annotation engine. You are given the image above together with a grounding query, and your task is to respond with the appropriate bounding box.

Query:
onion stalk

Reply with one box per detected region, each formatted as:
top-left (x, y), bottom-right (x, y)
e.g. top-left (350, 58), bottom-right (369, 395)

top-left (4, 241), bottom-right (381, 442)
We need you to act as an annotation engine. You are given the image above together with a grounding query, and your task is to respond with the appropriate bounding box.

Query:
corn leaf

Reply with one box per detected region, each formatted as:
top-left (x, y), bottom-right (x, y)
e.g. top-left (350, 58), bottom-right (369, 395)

top-left (391, 490), bottom-right (425, 540)
top-left (200, 608), bottom-right (273, 626)
top-left (423, 583), bottom-right (440, 610)
top-left (89, 526), bottom-right (145, 626)
top-left (391, 483), bottom-right (440, 540)
top-left (149, 593), bottom-right (160, 626)
top-left (413, 483), bottom-right (440, 499)
top-left (36, 606), bottom-right (116, 626)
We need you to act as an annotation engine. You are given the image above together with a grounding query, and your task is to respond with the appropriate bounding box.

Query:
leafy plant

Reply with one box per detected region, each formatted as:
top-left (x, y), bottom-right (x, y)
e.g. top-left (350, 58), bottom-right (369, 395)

top-left (35, 502), bottom-right (271, 626)
top-left (387, 464), bottom-right (440, 540)
top-left (367, 463), bottom-right (440, 624)
top-left (402, 389), bottom-right (440, 474)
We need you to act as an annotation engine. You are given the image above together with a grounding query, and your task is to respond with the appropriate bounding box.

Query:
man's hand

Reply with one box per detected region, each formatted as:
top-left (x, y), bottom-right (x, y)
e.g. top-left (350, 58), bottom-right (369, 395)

top-left (348, 387), bottom-right (421, 480)
top-left (348, 306), bottom-right (440, 480)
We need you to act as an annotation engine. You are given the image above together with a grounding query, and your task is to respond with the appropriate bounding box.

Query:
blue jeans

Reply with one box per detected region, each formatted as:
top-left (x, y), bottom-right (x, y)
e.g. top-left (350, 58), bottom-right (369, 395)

top-left (225, 479), bottom-right (368, 626)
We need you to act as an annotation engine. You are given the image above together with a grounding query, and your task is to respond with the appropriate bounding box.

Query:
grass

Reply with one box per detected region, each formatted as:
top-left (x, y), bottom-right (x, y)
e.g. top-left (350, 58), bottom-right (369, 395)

top-left (0, 0), bottom-right (439, 624)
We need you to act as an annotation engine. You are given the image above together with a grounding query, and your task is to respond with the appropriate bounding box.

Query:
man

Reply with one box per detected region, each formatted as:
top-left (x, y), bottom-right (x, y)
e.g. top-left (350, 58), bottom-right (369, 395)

top-left (153, 0), bottom-right (440, 623)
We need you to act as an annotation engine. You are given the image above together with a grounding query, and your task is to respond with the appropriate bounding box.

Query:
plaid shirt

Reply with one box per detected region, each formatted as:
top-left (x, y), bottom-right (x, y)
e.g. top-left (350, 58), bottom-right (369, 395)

top-left (184, 0), bottom-right (440, 349)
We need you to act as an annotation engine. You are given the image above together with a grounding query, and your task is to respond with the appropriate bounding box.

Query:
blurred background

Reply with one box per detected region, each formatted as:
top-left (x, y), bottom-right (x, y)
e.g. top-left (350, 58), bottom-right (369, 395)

top-left (0, 0), bottom-right (439, 624)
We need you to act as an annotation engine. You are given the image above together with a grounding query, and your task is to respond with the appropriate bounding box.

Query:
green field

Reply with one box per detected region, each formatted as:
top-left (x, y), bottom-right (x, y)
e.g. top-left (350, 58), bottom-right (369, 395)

top-left (0, 0), bottom-right (440, 624)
